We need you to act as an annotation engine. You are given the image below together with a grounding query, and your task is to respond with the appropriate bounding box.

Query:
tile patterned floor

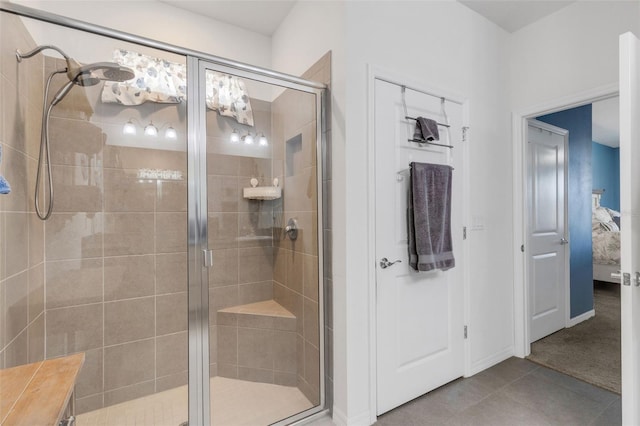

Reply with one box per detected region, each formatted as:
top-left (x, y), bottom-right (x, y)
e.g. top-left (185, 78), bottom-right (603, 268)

top-left (76, 376), bottom-right (313, 426)
top-left (374, 358), bottom-right (621, 426)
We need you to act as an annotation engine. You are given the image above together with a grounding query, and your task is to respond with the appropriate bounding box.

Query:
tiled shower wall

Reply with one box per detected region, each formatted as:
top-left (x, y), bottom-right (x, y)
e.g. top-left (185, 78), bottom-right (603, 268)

top-left (0, 12), bottom-right (46, 370)
top-left (205, 99), bottom-right (279, 379)
top-left (40, 55), bottom-right (189, 413)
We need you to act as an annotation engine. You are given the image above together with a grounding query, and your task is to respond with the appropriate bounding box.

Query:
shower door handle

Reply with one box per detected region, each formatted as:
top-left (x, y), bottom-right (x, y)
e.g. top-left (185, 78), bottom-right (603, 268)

top-left (203, 249), bottom-right (214, 268)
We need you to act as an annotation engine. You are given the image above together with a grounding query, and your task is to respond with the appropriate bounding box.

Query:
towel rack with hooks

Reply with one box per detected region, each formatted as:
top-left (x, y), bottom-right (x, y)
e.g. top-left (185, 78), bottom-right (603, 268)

top-left (404, 116), bottom-right (450, 128)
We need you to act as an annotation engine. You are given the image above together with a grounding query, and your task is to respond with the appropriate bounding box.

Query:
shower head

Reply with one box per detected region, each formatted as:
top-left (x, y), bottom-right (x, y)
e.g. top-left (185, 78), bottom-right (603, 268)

top-left (17, 45), bottom-right (135, 103)
top-left (66, 60), bottom-right (135, 87)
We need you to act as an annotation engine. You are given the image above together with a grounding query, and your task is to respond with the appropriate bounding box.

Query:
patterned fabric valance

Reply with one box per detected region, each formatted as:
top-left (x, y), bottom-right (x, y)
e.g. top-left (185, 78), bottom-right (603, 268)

top-left (101, 49), bottom-right (254, 126)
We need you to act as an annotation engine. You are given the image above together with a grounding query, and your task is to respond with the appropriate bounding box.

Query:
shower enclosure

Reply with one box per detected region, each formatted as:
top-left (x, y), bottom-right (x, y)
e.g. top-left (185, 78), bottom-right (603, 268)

top-left (0, 4), bottom-right (328, 425)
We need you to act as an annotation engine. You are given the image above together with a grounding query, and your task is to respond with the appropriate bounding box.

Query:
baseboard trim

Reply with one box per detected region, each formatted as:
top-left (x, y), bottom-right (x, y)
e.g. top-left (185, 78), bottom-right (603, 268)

top-left (567, 309), bottom-right (595, 328)
top-left (332, 407), bottom-right (371, 426)
top-left (468, 346), bottom-right (514, 376)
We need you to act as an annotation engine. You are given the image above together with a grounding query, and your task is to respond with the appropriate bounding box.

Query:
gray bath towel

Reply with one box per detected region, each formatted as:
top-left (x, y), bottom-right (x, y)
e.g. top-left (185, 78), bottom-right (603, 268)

top-left (413, 117), bottom-right (440, 142)
top-left (408, 162), bottom-right (454, 272)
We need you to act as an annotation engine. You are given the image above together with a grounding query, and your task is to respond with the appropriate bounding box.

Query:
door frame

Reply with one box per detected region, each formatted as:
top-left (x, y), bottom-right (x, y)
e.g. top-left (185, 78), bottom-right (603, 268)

top-left (525, 119), bottom-right (570, 342)
top-left (187, 58), bottom-right (328, 425)
top-left (512, 83), bottom-right (618, 357)
top-left (366, 65), bottom-right (471, 424)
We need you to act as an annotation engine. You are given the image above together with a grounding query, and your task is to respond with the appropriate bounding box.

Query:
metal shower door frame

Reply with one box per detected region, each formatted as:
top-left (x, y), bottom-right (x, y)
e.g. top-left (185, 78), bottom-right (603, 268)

top-left (188, 57), bottom-right (327, 425)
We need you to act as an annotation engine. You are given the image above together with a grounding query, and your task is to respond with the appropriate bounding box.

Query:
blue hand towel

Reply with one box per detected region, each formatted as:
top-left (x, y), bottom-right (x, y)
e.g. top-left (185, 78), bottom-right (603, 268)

top-left (0, 146), bottom-right (11, 195)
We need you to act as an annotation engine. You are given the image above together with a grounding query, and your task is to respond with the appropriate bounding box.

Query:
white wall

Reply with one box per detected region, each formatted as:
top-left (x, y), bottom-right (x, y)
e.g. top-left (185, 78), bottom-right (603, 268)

top-left (509, 0), bottom-right (640, 111)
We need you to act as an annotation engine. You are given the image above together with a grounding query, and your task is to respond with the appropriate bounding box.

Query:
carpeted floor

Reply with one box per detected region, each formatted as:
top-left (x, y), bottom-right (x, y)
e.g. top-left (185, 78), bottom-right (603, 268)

top-left (527, 281), bottom-right (621, 394)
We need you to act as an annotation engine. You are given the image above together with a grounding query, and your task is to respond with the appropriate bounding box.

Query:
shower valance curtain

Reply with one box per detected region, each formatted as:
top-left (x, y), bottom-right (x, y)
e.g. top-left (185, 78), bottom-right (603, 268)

top-left (102, 49), bottom-right (254, 126)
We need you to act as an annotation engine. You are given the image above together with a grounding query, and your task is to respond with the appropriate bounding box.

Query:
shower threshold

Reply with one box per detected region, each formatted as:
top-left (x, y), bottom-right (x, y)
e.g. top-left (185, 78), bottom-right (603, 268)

top-left (76, 376), bottom-right (313, 426)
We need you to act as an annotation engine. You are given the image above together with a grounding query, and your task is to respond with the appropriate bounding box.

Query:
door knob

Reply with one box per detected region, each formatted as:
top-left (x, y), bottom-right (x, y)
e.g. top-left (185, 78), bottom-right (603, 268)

top-left (560, 238), bottom-right (569, 245)
top-left (380, 257), bottom-right (402, 269)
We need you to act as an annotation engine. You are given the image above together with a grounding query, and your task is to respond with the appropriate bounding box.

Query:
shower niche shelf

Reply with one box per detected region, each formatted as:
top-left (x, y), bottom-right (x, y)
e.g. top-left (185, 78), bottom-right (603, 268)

top-left (243, 178), bottom-right (281, 200)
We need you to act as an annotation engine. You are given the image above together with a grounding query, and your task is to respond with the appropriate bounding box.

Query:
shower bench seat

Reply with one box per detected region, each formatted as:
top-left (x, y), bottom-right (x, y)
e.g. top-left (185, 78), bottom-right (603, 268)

top-left (216, 300), bottom-right (298, 385)
top-left (217, 299), bottom-right (296, 331)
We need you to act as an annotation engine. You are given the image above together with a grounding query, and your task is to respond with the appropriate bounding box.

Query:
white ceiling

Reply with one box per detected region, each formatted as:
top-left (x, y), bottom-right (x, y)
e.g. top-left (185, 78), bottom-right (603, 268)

top-left (592, 97), bottom-right (619, 148)
top-left (159, 0), bottom-right (297, 36)
top-left (458, 0), bottom-right (576, 33)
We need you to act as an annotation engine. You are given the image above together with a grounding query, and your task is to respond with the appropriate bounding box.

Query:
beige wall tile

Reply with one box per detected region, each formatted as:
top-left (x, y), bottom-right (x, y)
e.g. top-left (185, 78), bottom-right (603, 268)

top-left (104, 213), bottom-right (153, 256)
top-left (51, 165), bottom-right (103, 213)
top-left (104, 297), bottom-right (155, 346)
top-left (238, 281), bottom-right (273, 305)
top-left (46, 303), bottom-right (103, 357)
top-left (304, 340), bottom-right (320, 391)
top-left (76, 394), bottom-right (104, 415)
top-left (76, 348), bottom-right (103, 398)
top-left (274, 371), bottom-right (297, 387)
top-left (27, 263), bottom-right (44, 322)
top-left (45, 213), bottom-right (103, 260)
top-left (209, 285), bottom-right (238, 325)
top-left (27, 312), bottom-right (44, 363)
top-left (1, 78), bottom-right (27, 159)
top-left (274, 282), bottom-right (303, 327)
top-left (104, 380), bottom-right (155, 407)
top-left (103, 339), bottom-right (155, 391)
top-left (273, 248), bottom-right (286, 285)
top-left (303, 254), bottom-right (319, 302)
top-left (156, 252), bottom-right (187, 294)
top-left (238, 157), bottom-right (272, 179)
top-left (104, 168), bottom-right (154, 212)
top-left (4, 329), bottom-right (27, 368)
top-left (46, 259), bottom-right (102, 309)
top-left (208, 248), bottom-right (238, 288)
top-left (207, 175), bottom-right (238, 212)
top-left (238, 366), bottom-right (274, 384)
top-left (156, 292), bottom-right (187, 335)
top-left (273, 330), bottom-right (297, 374)
top-left (208, 212), bottom-right (238, 249)
top-left (238, 211), bottom-right (273, 248)
top-left (156, 371), bottom-right (188, 393)
top-left (238, 327), bottom-right (273, 370)
top-left (156, 331), bottom-right (187, 377)
top-left (238, 246), bottom-right (273, 284)
top-left (285, 249), bottom-right (304, 294)
top-left (156, 212), bottom-right (187, 253)
top-left (5, 212), bottom-right (28, 276)
top-left (207, 153), bottom-right (238, 176)
top-left (303, 298), bottom-right (320, 348)
top-left (157, 179), bottom-right (187, 212)
top-left (217, 311), bottom-right (237, 327)
top-left (104, 255), bottom-right (154, 301)
top-left (5, 270), bottom-right (28, 343)
top-left (28, 213), bottom-right (44, 267)
top-left (0, 281), bottom-right (5, 350)
top-left (283, 167), bottom-right (317, 213)
top-left (217, 363), bottom-right (238, 379)
top-left (48, 117), bottom-right (104, 166)
top-left (217, 325), bottom-right (237, 365)
top-left (324, 278), bottom-right (333, 330)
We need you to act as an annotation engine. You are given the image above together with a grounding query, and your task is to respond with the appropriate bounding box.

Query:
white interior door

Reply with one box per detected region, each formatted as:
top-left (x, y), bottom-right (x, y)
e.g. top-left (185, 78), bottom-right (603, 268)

top-left (375, 79), bottom-right (465, 415)
top-left (527, 120), bottom-right (568, 343)
top-left (619, 31), bottom-right (640, 426)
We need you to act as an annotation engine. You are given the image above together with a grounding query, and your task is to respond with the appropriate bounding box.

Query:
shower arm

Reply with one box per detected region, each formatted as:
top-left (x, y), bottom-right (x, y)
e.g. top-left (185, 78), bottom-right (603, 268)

top-left (16, 45), bottom-right (71, 62)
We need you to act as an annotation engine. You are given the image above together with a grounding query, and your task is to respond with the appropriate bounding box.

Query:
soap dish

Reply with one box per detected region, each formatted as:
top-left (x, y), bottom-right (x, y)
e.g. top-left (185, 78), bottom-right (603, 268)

top-left (243, 186), bottom-right (281, 200)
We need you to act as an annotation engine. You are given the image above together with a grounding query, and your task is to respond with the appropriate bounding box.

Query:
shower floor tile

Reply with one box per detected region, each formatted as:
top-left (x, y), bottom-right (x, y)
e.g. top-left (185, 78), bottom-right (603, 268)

top-left (76, 377), bottom-right (313, 426)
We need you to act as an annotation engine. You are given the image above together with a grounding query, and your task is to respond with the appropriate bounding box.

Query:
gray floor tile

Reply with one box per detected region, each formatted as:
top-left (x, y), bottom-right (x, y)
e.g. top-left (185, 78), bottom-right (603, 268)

top-left (501, 372), bottom-right (611, 425)
top-left (428, 376), bottom-right (496, 413)
top-left (377, 397), bottom-right (455, 426)
top-left (445, 392), bottom-right (552, 426)
top-left (472, 358), bottom-right (540, 391)
top-left (531, 366), bottom-right (619, 405)
top-left (589, 399), bottom-right (621, 426)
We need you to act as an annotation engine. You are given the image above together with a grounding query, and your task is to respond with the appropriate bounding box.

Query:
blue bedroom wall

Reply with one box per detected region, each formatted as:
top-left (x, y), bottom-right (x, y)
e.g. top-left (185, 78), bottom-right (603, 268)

top-left (592, 142), bottom-right (620, 211)
top-left (537, 104), bottom-right (593, 318)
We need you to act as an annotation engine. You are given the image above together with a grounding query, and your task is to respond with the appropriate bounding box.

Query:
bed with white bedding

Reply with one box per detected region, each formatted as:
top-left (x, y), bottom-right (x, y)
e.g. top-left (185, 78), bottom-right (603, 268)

top-left (592, 190), bottom-right (621, 284)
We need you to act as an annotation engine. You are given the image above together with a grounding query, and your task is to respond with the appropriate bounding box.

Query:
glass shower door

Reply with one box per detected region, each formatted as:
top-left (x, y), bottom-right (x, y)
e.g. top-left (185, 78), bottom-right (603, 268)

top-left (189, 59), bottom-right (325, 425)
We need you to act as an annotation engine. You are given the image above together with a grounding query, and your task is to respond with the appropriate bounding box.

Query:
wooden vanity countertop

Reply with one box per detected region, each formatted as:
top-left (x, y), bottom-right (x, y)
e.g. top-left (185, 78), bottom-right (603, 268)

top-left (0, 353), bottom-right (85, 426)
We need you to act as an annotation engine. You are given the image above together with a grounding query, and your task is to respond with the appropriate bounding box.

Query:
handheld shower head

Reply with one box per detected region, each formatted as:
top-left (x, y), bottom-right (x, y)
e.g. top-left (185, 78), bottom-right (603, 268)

top-left (66, 60), bottom-right (135, 87)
